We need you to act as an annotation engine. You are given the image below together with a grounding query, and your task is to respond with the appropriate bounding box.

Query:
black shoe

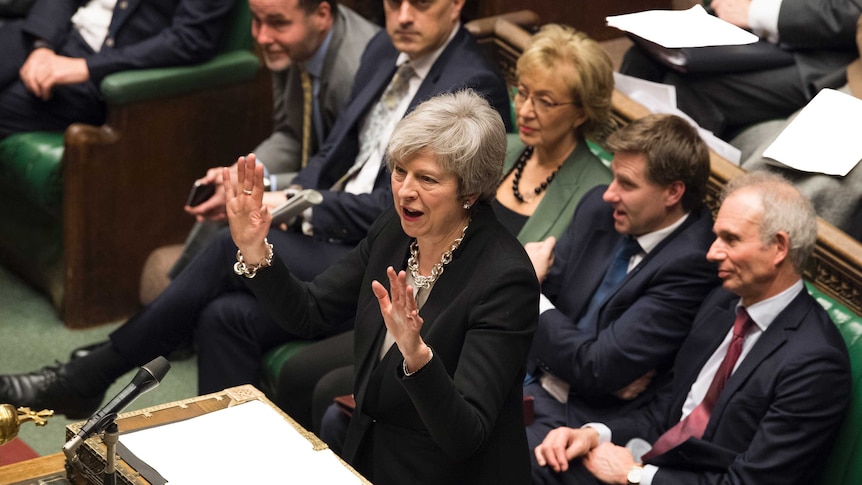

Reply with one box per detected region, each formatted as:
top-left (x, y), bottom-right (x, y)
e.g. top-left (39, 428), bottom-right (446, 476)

top-left (70, 341), bottom-right (108, 361)
top-left (0, 364), bottom-right (105, 419)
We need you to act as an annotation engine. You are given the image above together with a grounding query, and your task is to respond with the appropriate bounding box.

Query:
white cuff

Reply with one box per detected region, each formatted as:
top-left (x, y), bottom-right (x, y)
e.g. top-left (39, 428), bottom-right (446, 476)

top-left (748, 0), bottom-right (782, 42)
top-left (641, 464), bottom-right (660, 485)
top-left (582, 422), bottom-right (611, 445)
top-left (539, 294), bottom-right (556, 314)
top-left (301, 207), bottom-right (314, 236)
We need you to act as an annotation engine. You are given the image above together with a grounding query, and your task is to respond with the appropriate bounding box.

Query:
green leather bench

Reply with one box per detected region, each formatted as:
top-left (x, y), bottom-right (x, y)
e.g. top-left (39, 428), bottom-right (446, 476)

top-left (0, 0), bottom-right (271, 328)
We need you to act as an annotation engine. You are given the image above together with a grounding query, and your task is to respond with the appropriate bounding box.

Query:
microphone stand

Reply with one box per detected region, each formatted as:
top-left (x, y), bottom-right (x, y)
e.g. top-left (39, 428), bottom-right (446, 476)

top-left (102, 421), bottom-right (119, 485)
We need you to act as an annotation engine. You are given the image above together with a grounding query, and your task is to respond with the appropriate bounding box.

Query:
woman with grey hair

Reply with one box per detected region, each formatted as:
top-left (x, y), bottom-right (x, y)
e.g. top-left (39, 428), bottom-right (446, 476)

top-left (225, 90), bottom-right (538, 484)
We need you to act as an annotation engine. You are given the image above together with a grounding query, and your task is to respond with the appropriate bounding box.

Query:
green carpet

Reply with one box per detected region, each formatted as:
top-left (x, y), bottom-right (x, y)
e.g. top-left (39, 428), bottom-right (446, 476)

top-left (0, 265), bottom-right (197, 457)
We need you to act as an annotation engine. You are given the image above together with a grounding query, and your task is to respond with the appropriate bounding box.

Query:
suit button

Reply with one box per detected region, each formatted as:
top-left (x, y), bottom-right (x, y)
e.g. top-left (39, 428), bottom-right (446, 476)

top-left (119, 0), bottom-right (128, 8)
top-left (104, 38), bottom-right (114, 47)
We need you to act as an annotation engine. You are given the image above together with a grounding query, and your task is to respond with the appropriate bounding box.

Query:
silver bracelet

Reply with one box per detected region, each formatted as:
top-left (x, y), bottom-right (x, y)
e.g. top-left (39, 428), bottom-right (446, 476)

top-left (233, 238), bottom-right (274, 279)
top-left (403, 348), bottom-right (433, 377)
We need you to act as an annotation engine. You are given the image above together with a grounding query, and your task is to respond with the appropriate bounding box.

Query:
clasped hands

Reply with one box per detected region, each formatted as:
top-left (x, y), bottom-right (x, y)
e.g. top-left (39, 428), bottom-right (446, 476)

top-left (19, 48), bottom-right (89, 101)
top-left (534, 427), bottom-right (638, 484)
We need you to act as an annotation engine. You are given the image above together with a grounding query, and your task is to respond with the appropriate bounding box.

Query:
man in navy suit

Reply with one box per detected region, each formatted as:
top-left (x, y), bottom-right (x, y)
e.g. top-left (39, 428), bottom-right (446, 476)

top-left (0, 0), bottom-right (512, 422)
top-left (0, 0), bottom-right (236, 138)
top-left (534, 172), bottom-right (851, 485)
top-left (524, 114), bottom-right (720, 484)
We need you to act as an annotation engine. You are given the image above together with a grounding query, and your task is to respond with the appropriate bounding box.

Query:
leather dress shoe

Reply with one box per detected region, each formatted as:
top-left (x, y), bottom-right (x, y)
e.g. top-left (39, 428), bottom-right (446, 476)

top-left (0, 364), bottom-right (105, 419)
top-left (70, 340), bottom-right (108, 361)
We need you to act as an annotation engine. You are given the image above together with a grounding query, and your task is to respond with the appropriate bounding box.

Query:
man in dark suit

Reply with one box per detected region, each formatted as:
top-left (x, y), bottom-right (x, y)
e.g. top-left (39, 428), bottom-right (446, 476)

top-left (534, 172), bottom-right (852, 485)
top-left (0, 0), bottom-right (236, 138)
top-left (621, 0), bottom-right (862, 139)
top-left (524, 114), bottom-right (720, 484)
top-left (0, 0), bottom-right (511, 422)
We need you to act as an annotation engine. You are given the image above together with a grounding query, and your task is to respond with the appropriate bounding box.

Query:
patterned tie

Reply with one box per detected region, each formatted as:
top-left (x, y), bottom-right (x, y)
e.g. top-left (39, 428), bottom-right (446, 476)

top-left (300, 66), bottom-right (313, 168)
top-left (575, 236), bottom-right (642, 330)
top-left (643, 307), bottom-right (754, 460)
top-left (331, 62), bottom-right (415, 191)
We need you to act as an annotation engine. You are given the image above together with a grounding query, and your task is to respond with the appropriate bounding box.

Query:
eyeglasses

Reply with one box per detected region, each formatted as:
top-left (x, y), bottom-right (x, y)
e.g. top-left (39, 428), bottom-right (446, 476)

top-left (512, 85), bottom-right (576, 116)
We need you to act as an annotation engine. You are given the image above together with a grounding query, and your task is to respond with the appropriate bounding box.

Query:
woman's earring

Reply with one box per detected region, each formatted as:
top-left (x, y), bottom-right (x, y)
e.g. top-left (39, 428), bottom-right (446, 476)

top-left (463, 201), bottom-right (472, 210)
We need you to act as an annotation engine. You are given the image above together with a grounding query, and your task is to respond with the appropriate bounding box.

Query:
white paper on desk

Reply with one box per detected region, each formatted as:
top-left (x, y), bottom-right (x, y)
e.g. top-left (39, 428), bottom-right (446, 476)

top-left (606, 5), bottom-right (758, 48)
top-left (763, 89), bottom-right (862, 176)
top-left (118, 400), bottom-right (364, 484)
top-left (612, 72), bottom-right (742, 165)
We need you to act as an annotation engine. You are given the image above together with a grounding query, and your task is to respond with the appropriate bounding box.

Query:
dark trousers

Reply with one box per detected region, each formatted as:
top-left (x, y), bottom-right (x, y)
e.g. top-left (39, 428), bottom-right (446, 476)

top-left (0, 20), bottom-right (104, 138)
top-left (275, 330), bottom-right (354, 431)
top-left (109, 226), bottom-right (353, 394)
top-left (620, 45), bottom-right (807, 139)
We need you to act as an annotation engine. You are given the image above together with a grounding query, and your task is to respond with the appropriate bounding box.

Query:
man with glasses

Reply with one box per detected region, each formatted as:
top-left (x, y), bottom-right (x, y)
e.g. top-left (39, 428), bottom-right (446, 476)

top-left (523, 113), bottom-right (720, 484)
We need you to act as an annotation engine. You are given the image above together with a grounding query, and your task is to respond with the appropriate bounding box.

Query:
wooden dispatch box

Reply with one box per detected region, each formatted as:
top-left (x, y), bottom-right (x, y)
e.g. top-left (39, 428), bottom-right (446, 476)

top-left (64, 385), bottom-right (368, 485)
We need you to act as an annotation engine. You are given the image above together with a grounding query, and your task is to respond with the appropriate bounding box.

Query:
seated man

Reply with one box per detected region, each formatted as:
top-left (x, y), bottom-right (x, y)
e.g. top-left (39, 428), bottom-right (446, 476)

top-left (0, 0), bottom-right (511, 422)
top-left (620, 0), bottom-right (862, 139)
top-left (534, 172), bottom-right (852, 485)
top-left (729, 13), bottom-right (862, 242)
top-left (0, 0), bottom-right (236, 138)
top-left (525, 113), bottom-right (720, 484)
top-left (165, 0), bottom-right (379, 279)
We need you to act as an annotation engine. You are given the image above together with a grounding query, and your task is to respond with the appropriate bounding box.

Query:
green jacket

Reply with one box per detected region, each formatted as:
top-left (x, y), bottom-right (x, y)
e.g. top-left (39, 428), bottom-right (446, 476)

top-left (503, 133), bottom-right (612, 244)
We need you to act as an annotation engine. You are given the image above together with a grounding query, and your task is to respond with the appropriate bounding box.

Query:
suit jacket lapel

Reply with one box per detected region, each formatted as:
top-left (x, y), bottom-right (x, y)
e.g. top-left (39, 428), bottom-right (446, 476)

top-left (705, 291), bottom-right (808, 432)
top-left (352, 227), bottom-right (410, 404)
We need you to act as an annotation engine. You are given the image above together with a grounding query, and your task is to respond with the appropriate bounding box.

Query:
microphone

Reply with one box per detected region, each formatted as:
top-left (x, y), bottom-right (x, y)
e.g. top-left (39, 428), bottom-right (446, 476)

top-left (63, 356), bottom-right (171, 461)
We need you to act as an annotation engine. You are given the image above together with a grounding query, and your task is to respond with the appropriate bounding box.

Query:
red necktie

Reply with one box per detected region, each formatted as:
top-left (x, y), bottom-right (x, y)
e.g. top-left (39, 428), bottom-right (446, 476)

top-left (643, 307), bottom-right (754, 460)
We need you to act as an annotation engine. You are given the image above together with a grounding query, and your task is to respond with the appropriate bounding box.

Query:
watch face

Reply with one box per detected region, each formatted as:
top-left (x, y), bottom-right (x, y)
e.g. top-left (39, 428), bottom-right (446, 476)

top-left (627, 466), bottom-right (643, 484)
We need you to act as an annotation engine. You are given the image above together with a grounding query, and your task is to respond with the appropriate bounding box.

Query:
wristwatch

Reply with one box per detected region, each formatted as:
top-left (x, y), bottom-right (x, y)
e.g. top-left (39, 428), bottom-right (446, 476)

top-left (626, 465), bottom-right (643, 484)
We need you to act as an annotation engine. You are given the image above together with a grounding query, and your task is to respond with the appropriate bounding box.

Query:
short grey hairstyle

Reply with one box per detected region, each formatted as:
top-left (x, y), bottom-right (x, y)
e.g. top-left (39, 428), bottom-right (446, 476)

top-left (385, 89), bottom-right (506, 202)
top-left (721, 171), bottom-right (818, 273)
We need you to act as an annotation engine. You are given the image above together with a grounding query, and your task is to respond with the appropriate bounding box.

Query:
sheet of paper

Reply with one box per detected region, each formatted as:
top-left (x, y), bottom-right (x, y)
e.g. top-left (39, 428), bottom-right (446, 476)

top-left (118, 400), bottom-right (364, 484)
top-left (606, 5), bottom-right (758, 48)
top-left (763, 89), bottom-right (862, 176)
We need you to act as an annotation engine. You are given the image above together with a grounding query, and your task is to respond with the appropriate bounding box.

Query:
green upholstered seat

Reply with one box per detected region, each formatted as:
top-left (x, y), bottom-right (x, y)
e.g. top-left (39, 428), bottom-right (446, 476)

top-left (812, 282), bottom-right (862, 485)
top-left (0, 132), bottom-right (64, 216)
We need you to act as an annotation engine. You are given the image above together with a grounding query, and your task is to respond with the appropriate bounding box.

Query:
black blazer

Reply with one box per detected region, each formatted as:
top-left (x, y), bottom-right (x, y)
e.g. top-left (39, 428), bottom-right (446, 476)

top-left (291, 25), bottom-right (512, 245)
top-left (609, 287), bottom-right (851, 485)
top-left (247, 203), bottom-right (538, 485)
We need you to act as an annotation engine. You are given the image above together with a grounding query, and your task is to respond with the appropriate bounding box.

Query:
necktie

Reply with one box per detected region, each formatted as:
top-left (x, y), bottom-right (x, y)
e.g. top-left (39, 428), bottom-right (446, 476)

top-left (643, 307), bottom-right (754, 460)
top-left (331, 62), bottom-right (415, 191)
top-left (300, 67), bottom-right (313, 168)
top-left (575, 236), bottom-right (642, 330)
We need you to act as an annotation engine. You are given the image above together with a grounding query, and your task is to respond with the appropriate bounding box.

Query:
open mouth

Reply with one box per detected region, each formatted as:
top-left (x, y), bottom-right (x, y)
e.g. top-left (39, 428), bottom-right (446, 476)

top-left (402, 207), bottom-right (424, 220)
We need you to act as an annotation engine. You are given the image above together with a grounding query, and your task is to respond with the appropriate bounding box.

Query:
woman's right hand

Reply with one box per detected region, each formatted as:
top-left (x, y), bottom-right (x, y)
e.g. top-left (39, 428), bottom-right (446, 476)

top-left (224, 153), bottom-right (272, 263)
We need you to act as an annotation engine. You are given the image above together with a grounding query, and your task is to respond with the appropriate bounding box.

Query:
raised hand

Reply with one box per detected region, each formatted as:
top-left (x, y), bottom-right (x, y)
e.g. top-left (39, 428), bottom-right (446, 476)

top-left (371, 267), bottom-right (432, 372)
top-left (224, 153), bottom-right (272, 263)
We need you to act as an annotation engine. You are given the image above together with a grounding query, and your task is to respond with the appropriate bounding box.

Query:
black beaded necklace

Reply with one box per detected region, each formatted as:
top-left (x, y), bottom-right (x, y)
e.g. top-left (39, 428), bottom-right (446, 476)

top-left (512, 146), bottom-right (563, 203)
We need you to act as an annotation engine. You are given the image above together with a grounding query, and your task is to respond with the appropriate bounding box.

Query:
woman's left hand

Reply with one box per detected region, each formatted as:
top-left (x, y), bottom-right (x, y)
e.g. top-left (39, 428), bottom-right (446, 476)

top-left (224, 153), bottom-right (272, 263)
top-left (372, 267), bottom-right (431, 371)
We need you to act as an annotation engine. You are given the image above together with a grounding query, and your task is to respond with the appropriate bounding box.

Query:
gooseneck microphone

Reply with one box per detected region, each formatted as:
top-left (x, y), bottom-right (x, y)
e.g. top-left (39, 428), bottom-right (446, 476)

top-left (63, 356), bottom-right (171, 463)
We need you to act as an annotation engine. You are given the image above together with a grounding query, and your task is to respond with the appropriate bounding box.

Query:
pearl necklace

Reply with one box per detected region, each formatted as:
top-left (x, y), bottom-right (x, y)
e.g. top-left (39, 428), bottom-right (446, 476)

top-left (407, 219), bottom-right (470, 289)
top-left (512, 146), bottom-right (563, 203)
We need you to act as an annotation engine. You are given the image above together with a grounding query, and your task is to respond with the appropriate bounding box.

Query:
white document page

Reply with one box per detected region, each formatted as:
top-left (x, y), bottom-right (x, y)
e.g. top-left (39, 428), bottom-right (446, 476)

top-left (606, 5), bottom-right (758, 48)
top-left (763, 89), bottom-right (862, 176)
top-left (118, 399), bottom-right (364, 484)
